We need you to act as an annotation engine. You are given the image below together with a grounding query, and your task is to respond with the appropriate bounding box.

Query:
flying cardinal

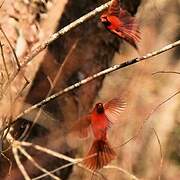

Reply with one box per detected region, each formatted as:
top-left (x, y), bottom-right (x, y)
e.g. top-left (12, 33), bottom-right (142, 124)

top-left (100, 0), bottom-right (140, 49)
top-left (71, 97), bottom-right (125, 170)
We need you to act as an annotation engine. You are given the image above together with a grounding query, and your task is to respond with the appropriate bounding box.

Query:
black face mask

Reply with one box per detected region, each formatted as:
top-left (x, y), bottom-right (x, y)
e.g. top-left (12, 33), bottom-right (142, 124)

top-left (96, 103), bottom-right (104, 114)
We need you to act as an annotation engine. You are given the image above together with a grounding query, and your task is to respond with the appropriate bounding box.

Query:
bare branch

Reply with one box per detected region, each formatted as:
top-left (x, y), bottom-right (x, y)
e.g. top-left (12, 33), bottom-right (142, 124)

top-left (18, 147), bottom-right (61, 180)
top-left (20, 141), bottom-right (103, 179)
top-left (114, 89), bottom-right (180, 150)
top-left (104, 165), bottom-right (140, 180)
top-left (0, 41), bottom-right (9, 79)
top-left (145, 90), bottom-right (180, 121)
top-left (15, 40), bottom-right (180, 121)
top-left (152, 71), bottom-right (180, 75)
top-left (13, 80), bottom-right (30, 101)
top-left (21, 141), bottom-right (81, 163)
top-left (152, 128), bottom-right (163, 180)
top-left (0, 27), bottom-right (21, 70)
top-left (24, 40), bottom-right (79, 139)
top-left (32, 162), bottom-right (77, 180)
top-left (12, 146), bottom-right (31, 180)
top-left (0, 152), bottom-right (12, 176)
top-left (0, 0), bottom-right (5, 8)
top-left (33, 155), bottom-right (103, 180)
top-left (0, 26), bottom-right (30, 88)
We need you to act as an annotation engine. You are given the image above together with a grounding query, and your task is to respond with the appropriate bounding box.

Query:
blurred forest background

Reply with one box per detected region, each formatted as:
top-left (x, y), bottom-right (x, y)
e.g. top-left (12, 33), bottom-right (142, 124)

top-left (0, 0), bottom-right (179, 180)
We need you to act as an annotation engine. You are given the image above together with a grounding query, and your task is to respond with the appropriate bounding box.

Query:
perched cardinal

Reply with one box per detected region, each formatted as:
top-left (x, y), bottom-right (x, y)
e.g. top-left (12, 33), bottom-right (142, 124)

top-left (71, 97), bottom-right (125, 170)
top-left (100, 0), bottom-right (140, 49)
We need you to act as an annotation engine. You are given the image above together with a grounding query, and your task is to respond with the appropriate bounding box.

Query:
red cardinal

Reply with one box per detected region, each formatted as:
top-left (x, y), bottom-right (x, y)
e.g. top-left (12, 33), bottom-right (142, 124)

top-left (71, 97), bottom-right (125, 170)
top-left (100, 0), bottom-right (140, 49)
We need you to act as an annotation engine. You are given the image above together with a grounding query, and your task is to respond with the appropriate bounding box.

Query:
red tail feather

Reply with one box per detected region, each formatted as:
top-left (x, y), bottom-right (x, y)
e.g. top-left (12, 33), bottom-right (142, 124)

top-left (83, 140), bottom-right (116, 170)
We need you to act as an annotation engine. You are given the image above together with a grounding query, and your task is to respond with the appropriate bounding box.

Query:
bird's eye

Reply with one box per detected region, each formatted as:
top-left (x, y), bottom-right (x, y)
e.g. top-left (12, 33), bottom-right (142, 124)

top-left (96, 103), bottom-right (104, 114)
top-left (101, 16), bottom-right (111, 26)
top-left (102, 20), bottom-right (111, 27)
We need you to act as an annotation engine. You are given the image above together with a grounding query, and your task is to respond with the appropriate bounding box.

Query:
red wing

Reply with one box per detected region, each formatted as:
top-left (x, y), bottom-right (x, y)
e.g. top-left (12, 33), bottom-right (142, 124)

top-left (117, 8), bottom-right (140, 49)
top-left (104, 97), bottom-right (126, 124)
top-left (70, 115), bottom-right (91, 138)
top-left (108, 0), bottom-right (120, 17)
top-left (83, 140), bottom-right (116, 170)
top-left (108, 1), bottom-right (140, 49)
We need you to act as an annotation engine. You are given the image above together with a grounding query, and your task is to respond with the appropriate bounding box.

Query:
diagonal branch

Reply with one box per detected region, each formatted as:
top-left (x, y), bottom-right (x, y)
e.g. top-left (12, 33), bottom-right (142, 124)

top-left (15, 40), bottom-right (180, 120)
top-left (12, 146), bottom-right (31, 180)
top-left (0, 0), bottom-right (5, 8)
top-left (25, 40), bottom-right (79, 139)
top-left (0, 27), bottom-right (21, 70)
top-left (0, 40), bottom-right (180, 134)
top-left (114, 89), bottom-right (180, 150)
top-left (20, 141), bottom-right (82, 163)
top-left (152, 128), bottom-right (163, 180)
top-left (0, 41), bottom-right (9, 79)
top-left (152, 71), bottom-right (180, 75)
top-left (18, 147), bottom-right (61, 180)
top-left (20, 141), bottom-right (104, 179)
top-left (104, 165), bottom-right (140, 180)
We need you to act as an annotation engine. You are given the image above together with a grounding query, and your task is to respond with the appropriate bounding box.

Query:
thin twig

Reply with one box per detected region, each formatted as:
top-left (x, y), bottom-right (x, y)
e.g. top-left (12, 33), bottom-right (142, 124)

top-left (1, 117), bottom-right (12, 143)
top-left (21, 141), bottom-right (82, 163)
top-left (32, 161), bottom-right (76, 180)
top-left (15, 40), bottom-right (180, 122)
top-left (114, 90), bottom-right (180, 150)
top-left (0, 27), bottom-right (29, 105)
top-left (152, 128), bottom-right (163, 180)
top-left (33, 156), bottom-right (100, 180)
top-left (0, 117), bottom-right (5, 148)
top-left (152, 71), bottom-right (180, 75)
top-left (12, 146), bottom-right (31, 180)
top-left (0, 27), bottom-right (21, 70)
top-left (20, 141), bottom-right (103, 179)
top-left (0, 41), bottom-right (9, 79)
top-left (18, 147), bottom-right (61, 180)
top-left (145, 90), bottom-right (180, 121)
top-left (0, 0), bottom-right (5, 8)
top-left (13, 80), bottom-right (29, 101)
top-left (0, 26), bottom-right (30, 86)
top-left (24, 40), bottom-right (79, 139)
top-left (1, 152), bottom-right (12, 176)
top-left (104, 165), bottom-right (140, 180)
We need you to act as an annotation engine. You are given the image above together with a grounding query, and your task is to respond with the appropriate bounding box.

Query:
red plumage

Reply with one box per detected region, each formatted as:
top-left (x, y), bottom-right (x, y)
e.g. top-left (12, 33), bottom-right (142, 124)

top-left (101, 0), bottom-right (140, 49)
top-left (71, 97), bottom-right (125, 170)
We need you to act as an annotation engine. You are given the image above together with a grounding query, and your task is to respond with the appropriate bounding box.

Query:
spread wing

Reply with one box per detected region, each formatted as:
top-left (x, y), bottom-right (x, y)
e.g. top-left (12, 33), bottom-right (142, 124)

top-left (111, 11), bottom-right (140, 49)
top-left (104, 97), bottom-right (126, 124)
top-left (120, 9), bottom-right (140, 40)
top-left (70, 115), bottom-right (91, 138)
top-left (108, 0), bottom-right (140, 49)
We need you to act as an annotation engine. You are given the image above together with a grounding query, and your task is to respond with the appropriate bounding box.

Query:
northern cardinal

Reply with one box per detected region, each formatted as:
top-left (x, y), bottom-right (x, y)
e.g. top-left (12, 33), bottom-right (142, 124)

top-left (100, 0), bottom-right (140, 49)
top-left (71, 98), bottom-right (125, 170)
